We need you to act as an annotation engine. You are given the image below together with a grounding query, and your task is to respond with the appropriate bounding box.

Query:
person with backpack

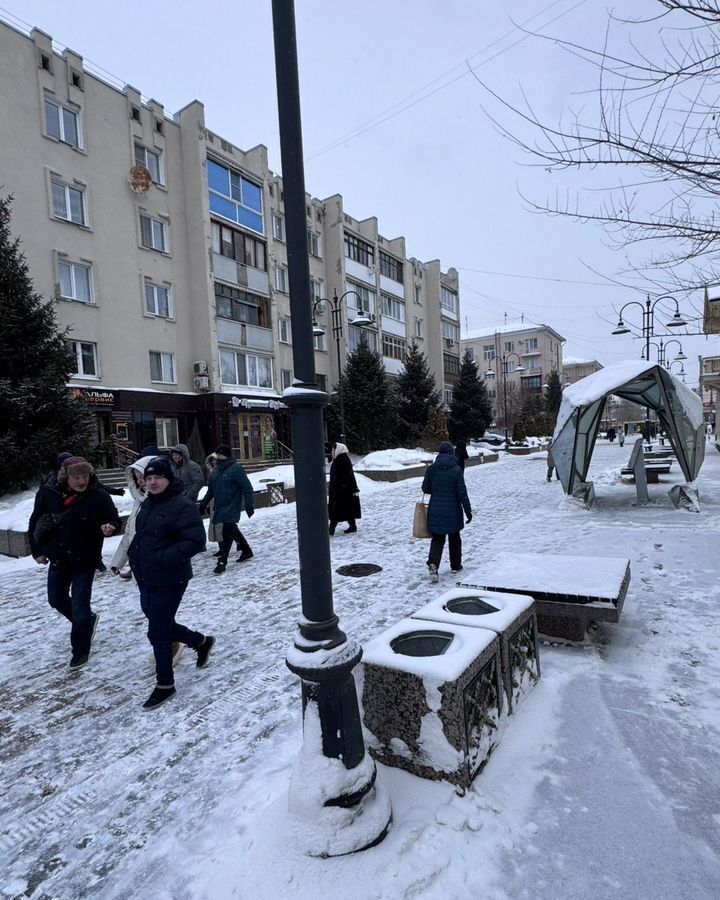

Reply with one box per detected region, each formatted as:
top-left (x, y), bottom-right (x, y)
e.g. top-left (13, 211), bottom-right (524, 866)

top-left (28, 456), bottom-right (120, 668)
top-left (198, 445), bottom-right (255, 574)
top-left (128, 456), bottom-right (214, 710)
top-left (421, 442), bottom-right (472, 582)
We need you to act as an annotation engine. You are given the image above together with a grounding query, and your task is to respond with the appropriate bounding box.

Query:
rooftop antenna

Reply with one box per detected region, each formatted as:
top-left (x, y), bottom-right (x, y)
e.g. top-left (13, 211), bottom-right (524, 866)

top-left (504, 311), bottom-right (508, 324)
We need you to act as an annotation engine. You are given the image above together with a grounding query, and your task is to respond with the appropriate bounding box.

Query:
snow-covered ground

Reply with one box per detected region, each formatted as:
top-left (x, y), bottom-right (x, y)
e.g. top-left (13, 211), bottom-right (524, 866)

top-left (1, 442), bottom-right (719, 900)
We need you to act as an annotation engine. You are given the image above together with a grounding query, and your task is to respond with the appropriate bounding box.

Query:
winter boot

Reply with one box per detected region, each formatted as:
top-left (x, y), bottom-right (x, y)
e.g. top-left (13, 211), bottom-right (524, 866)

top-left (428, 563), bottom-right (439, 584)
top-left (213, 561), bottom-right (227, 575)
top-left (329, 525), bottom-right (335, 536)
top-left (69, 652), bottom-right (90, 669)
top-left (196, 635), bottom-right (216, 669)
top-left (451, 565), bottom-right (464, 574)
top-left (143, 685), bottom-right (176, 710)
top-left (344, 524), bottom-right (357, 534)
top-left (236, 550), bottom-right (254, 563)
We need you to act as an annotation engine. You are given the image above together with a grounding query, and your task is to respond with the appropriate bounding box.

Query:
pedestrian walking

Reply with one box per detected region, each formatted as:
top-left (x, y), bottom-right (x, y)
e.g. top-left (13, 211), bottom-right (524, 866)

top-left (421, 442), bottom-right (472, 582)
top-left (618, 429), bottom-right (625, 448)
top-left (28, 456), bottom-right (120, 668)
top-left (169, 443), bottom-right (205, 501)
top-left (454, 440), bottom-right (469, 471)
top-left (110, 455), bottom-right (155, 578)
top-left (607, 426), bottom-right (616, 443)
top-left (198, 445), bottom-right (255, 574)
top-left (328, 442), bottom-right (361, 535)
top-left (128, 456), bottom-right (214, 710)
top-left (546, 439), bottom-right (560, 482)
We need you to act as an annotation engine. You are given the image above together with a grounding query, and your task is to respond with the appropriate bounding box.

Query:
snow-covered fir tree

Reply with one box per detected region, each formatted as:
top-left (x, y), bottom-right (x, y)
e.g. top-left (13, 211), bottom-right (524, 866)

top-left (396, 341), bottom-right (441, 447)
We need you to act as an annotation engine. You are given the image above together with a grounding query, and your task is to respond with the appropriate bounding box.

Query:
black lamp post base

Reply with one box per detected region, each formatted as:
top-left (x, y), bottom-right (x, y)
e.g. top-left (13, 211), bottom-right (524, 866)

top-left (286, 641), bottom-right (392, 856)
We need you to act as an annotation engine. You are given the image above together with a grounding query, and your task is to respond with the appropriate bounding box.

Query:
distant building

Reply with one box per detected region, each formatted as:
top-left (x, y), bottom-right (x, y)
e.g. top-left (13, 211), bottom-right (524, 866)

top-left (563, 357), bottom-right (603, 385)
top-left (461, 321), bottom-right (564, 428)
top-left (698, 355), bottom-right (720, 427)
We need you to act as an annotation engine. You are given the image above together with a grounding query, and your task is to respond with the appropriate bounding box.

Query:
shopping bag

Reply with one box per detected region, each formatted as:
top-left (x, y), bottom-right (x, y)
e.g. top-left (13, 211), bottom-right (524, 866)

top-left (412, 496), bottom-right (431, 539)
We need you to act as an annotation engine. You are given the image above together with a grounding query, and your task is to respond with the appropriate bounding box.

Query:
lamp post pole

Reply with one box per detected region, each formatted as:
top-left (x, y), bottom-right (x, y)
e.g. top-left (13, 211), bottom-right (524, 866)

top-left (271, 0), bottom-right (389, 856)
top-left (485, 351), bottom-right (525, 442)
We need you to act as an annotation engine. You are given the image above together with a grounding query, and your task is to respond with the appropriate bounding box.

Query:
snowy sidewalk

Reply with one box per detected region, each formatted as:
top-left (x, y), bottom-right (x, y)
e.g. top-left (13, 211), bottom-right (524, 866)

top-left (1, 444), bottom-right (719, 899)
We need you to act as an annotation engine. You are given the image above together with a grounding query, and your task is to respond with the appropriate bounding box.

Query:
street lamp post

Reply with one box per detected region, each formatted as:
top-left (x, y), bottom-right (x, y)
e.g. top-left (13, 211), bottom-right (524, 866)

top-left (485, 351), bottom-right (525, 441)
top-left (312, 290), bottom-right (375, 444)
top-left (271, 0), bottom-right (390, 856)
top-left (612, 294), bottom-right (687, 360)
top-left (641, 338), bottom-right (687, 370)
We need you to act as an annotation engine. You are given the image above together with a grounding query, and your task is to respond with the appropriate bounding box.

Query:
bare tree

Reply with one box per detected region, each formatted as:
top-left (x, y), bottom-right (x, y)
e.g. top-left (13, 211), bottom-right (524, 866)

top-left (471, 1), bottom-right (720, 294)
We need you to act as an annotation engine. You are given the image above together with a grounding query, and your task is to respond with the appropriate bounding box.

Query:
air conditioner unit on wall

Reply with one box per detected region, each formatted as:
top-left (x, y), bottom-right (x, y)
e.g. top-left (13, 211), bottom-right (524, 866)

top-left (445, 338), bottom-right (455, 348)
top-left (193, 360), bottom-right (208, 375)
top-left (193, 376), bottom-right (210, 391)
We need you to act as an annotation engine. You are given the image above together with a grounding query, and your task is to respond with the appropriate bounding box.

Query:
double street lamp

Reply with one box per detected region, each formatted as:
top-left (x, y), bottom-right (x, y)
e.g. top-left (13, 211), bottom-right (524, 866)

top-left (641, 338), bottom-right (687, 370)
top-left (312, 289), bottom-right (375, 443)
top-left (485, 351), bottom-right (525, 441)
top-left (612, 294), bottom-right (687, 360)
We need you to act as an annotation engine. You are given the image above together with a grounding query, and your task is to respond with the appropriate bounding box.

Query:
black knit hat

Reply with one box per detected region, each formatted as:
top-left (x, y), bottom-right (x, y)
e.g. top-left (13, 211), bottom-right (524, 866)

top-left (143, 457), bottom-right (174, 480)
top-left (214, 444), bottom-right (232, 458)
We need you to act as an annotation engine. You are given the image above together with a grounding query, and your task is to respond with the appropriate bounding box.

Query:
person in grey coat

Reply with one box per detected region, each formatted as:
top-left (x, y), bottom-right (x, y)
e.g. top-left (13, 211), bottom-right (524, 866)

top-left (421, 442), bottom-right (472, 582)
top-left (170, 443), bottom-right (205, 502)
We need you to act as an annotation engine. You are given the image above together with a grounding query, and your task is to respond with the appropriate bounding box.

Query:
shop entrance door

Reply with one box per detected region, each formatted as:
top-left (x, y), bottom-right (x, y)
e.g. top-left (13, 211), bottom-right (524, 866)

top-left (238, 414), bottom-right (264, 462)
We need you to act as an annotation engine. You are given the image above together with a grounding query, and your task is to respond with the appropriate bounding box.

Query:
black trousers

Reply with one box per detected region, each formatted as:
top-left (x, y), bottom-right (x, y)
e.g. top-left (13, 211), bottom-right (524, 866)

top-left (427, 532), bottom-right (462, 570)
top-left (218, 522), bottom-right (252, 562)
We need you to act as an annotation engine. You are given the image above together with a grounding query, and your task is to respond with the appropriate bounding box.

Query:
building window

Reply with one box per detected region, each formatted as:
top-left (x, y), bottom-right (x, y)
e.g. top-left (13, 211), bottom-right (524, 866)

top-left (414, 284), bottom-right (422, 305)
top-left (379, 251), bottom-right (403, 283)
top-left (281, 368), bottom-right (293, 390)
top-left (278, 317), bottom-right (292, 344)
top-left (504, 341), bottom-right (514, 353)
top-left (442, 321), bottom-right (460, 342)
top-left (45, 98), bottom-right (81, 148)
top-left (444, 353), bottom-right (461, 377)
top-left (134, 143), bottom-right (163, 185)
top-left (66, 340), bottom-right (97, 377)
top-left (149, 351), bottom-right (176, 383)
top-left (344, 232), bottom-right (374, 266)
top-left (207, 158), bottom-right (264, 235)
top-left (311, 279), bottom-right (324, 303)
top-left (444, 385), bottom-right (454, 407)
top-left (382, 334), bottom-right (406, 360)
top-left (525, 337), bottom-right (538, 350)
top-left (272, 213), bottom-right (284, 240)
top-left (313, 332), bottom-right (326, 352)
top-left (317, 373), bottom-right (328, 393)
top-left (58, 260), bottom-right (92, 303)
top-left (415, 318), bottom-right (424, 339)
top-left (466, 347), bottom-right (475, 360)
top-left (145, 282), bottom-right (172, 318)
top-left (440, 286), bottom-right (458, 315)
top-left (526, 358), bottom-right (539, 371)
top-left (215, 283), bottom-right (269, 327)
top-left (483, 344), bottom-right (495, 361)
top-left (346, 281), bottom-right (375, 316)
top-left (139, 213), bottom-right (167, 252)
top-left (219, 349), bottom-right (273, 388)
top-left (308, 230), bottom-right (322, 257)
top-left (155, 417), bottom-right (179, 448)
top-left (51, 180), bottom-right (86, 225)
top-left (275, 266), bottom-right (288, 293)
top-left (211, 222), bottom-right (266, 270)
top-left (381, 293), bottom-right (405, 322)
top-left (348, 326), bottom-right (377, 352)
top-left (523, 375), bottom-right (542, 390)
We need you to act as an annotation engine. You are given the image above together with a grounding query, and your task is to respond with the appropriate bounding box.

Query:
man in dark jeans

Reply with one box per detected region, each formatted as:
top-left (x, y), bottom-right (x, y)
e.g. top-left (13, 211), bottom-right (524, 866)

top-left (29, 457), bottom-right (120, 668)
top-left (128, 456), bottom-right (214, 710)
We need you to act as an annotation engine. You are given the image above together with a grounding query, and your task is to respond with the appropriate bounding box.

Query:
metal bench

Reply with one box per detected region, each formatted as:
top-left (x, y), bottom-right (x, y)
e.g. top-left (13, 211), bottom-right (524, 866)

top-left (621, 463), bottom-right (671, 483)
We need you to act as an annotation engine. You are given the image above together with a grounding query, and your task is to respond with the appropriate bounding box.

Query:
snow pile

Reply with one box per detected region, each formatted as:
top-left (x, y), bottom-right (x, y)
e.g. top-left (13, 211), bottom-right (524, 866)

top-left (357, 448), bottom-right (433, 470)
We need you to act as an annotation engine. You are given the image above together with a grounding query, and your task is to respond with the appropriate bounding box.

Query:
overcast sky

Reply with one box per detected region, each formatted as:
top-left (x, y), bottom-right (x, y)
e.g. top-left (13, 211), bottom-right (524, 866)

top-left (5, 0), bottom-right (717, 384)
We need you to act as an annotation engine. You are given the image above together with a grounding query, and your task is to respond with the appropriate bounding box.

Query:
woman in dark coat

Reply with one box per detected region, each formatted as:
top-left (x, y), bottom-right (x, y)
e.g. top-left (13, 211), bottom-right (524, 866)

top-left (454, 440), bottom-right (469, 471)
top-left (128, 456), bottom-right (214, 710)
top-left (199, 445), bottom-right (255, 574)
top-left (421, 441), bottom-right (472, 581)
top-left (328, 442), bottom-right (361, 535)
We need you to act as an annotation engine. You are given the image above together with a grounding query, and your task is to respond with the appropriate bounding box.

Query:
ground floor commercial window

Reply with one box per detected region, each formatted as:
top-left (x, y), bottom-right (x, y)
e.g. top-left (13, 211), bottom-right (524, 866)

top-left (155, 417), bottom-right (179, 448)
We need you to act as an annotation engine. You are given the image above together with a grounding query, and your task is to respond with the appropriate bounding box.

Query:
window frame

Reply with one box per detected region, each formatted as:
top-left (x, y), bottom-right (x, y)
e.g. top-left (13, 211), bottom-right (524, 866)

top-left (382, 333), bottom-right (407, 361)
top-left (58, 259), bottom-right (93, 303)
top-left (134, 143), bottom-right (164, 186)
top-left (219, 348), bottom-right (273, 388)
top-left (51, 179), bottom-right (86, 226)
top-left (381, 293), bottom-right (405, 322)
top-left (149, 350), bottom-right (176, 384)
top-left (344, 232), bottom-right (374, 266)
top-left (280, 368), bottom-right (293, 390)
top-left (272, 213), bottom-right (285, 241)
top-left (346, 280), bottom-right (375, 316)
top-left (139, 212), bottom-right (168, 253)
top-left (440, 286), bottom-right (458, 314)
top-left (45, 97), bottom-right (82, 148)
top-left (278, 317), bottom-right (292, 344)
top-left (207, 158), bottom-right (264, 235)
top-left (307, 229), bottom-right (322, 257)
top-left (144, 281), bottom-right (173, 319)
top-left (275, 266), bottom-right (288, 293)
top-left (211, 221), bottom-right (267, 270)
top-left (313, 332), bottom-right (327, 352)
top-left (66, 339), bottom-right (98, 378)
top-left (379, 251), bottom-right (403, 283)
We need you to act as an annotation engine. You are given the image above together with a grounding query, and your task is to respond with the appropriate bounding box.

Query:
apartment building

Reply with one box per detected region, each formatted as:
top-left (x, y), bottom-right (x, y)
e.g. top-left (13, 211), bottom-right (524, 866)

top-left (698, 355), bottom-right (720, 428)
top-left (0, 19), bottom-right (460, 463)
top-left (563, 357), bottom-right (603, 385)
top-left (460, 321), bottom-right (564, 425)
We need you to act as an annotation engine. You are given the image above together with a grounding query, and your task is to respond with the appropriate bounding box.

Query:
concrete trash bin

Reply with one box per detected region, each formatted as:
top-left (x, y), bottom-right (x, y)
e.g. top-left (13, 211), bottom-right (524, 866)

top-left (360, 617), bottom-right (504, 788)
top-left (411, 588), bottom-right (540, 713)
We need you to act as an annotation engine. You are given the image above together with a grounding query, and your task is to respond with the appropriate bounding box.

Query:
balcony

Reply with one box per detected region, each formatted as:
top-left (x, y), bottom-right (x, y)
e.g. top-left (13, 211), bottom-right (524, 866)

top-left (216, 318), bottom-right (274, 352)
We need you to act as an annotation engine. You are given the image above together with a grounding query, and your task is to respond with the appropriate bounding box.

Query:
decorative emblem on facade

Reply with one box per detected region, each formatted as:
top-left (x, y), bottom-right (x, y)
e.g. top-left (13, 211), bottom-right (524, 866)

top-left (128, 164), bottom-right (152, 193)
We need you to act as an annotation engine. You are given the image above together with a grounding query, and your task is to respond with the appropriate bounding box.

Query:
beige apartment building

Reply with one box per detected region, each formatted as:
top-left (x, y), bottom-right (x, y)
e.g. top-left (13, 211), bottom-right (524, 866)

top-left (698, 355), bottom-right (719, 429)
top-left (563, 357), bottom-right (603, 385)
top-left (0, 19), bottom-right (461, 464)
top-left (461, 321), bottom-right (564, 425)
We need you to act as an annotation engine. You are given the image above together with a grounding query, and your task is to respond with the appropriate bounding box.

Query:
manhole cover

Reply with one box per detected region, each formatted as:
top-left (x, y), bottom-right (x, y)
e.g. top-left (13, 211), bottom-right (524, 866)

top-left (336, 563), bottom-right (383, 577)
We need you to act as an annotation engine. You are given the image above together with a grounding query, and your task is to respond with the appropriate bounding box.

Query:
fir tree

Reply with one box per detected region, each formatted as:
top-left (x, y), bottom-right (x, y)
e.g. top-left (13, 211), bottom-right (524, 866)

top-left (517, 393), bottom-right (552, 437)
top-left (448, 351), bottom-right (493, 442)
top-left (396, 341), bottom-right (441, 447)
top-left (329, 337), bottom-right (397, 454)
top-left (545, 370), bottom-right (563, 421)
top-left (421, 406), bottom-right (449, 450)
top-left (0, 195), bottom-right (94, 494)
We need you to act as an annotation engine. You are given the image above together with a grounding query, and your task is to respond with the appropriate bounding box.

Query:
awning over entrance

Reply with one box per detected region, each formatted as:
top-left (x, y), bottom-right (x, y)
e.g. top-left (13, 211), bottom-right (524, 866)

top-left (553, 360), bottom-right (705, 493)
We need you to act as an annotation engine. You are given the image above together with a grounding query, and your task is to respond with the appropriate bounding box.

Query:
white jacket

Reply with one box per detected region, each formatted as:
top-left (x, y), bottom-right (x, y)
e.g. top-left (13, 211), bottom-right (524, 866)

top-left (110, 456), bottom-right (155, 570)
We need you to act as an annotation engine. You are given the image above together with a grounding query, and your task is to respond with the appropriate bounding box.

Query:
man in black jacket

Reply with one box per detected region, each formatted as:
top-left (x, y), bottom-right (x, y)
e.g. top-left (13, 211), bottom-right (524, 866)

top-left (29, 456), bottom-right (120, 668)
top-left (128, 457), bottom-right (214, 710)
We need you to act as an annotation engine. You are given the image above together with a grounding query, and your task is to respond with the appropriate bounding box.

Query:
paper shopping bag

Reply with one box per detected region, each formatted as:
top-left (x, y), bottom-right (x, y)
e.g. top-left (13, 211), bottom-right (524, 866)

top-left (412, 499), bottom-right (431, 539)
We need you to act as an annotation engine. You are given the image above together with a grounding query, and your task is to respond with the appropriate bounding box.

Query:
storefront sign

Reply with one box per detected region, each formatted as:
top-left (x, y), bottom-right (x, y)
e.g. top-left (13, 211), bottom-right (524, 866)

top-left (231, 397), bottom-right (287, 411)
top-left (72, 387), bottom-right (116, 407)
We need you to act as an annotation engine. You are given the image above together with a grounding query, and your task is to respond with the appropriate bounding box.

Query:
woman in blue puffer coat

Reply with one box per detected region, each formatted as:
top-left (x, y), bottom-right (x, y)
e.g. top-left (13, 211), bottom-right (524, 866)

top-left (421, 441), bottom-right (472, 582)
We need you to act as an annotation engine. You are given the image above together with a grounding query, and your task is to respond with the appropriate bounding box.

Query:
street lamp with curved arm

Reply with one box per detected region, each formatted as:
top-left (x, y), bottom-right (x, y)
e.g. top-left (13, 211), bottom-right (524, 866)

top-left (311, 289), bottom-right (376, 443)
top-left (611, 294), bottom-right (688, 361)
top-left (485, 350), bottom-right (525, 441)
top-left (641, 338), bottom-right (687, 369)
